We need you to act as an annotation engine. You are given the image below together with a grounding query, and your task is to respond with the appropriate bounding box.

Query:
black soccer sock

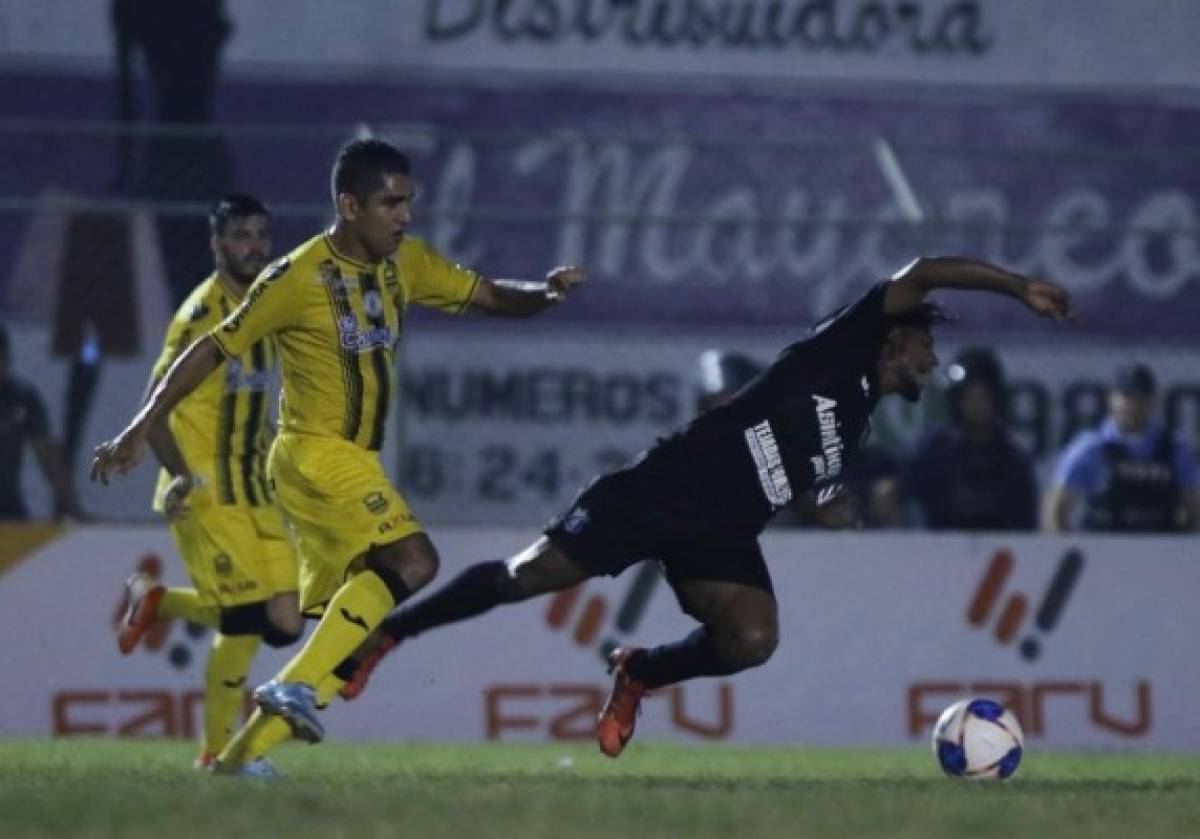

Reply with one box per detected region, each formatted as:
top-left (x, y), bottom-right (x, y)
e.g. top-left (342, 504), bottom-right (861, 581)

top-left (624, 628), bottom-right (739, 690)
top-left (379, 560), bottom-right (514, 643)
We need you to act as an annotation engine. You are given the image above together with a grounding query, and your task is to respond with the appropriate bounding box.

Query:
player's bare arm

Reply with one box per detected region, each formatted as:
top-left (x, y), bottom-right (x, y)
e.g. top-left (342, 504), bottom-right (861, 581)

top-left (91, 335), bottom-right (224, 484)
top-left (467, 265), bottom-right (585, 317)
top-left (884, 257), bottom-right (1074, 321)
top-left (140, 372), bottom-right (195, 518)
top-left (1041, 483), bottom-right (1078, 532)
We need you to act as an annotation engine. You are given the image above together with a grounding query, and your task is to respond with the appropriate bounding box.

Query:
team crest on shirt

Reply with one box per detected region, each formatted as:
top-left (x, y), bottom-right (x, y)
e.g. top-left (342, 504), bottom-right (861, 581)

top-left (362, 491), bottom-right (390, 515)
top-left (363, 290), bottom-right (384, 319)
top-left (213, 554), bottom-right (233, 577)
top-left (563, 507), bottom-right (590, 534)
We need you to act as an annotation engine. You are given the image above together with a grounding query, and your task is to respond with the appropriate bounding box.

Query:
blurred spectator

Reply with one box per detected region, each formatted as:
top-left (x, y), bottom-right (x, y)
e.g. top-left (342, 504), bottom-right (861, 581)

top-left (0, 324), bottom-right (84, 521)
top-left (695, 348), bottom-right (901, 529)
top-left (901, 348), bottom-right (1037, 531)
top-left (1044, 364), bottom-right (1200, 532)
top-left (112, 0), bottom-right (235, 303)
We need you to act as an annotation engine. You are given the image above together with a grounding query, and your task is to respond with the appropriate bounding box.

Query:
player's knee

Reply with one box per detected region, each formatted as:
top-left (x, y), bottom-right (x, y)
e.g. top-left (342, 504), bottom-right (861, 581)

top-left (266, 594), bottom-right (303, 637)
top-left (400, 548), bottom-right (439, 591)
top-left (727, 623), bottom-right (779, 669)
top-left (366, 541), bottom-right (439, 599)
top-left (261, 624), bottom-right (303, 648)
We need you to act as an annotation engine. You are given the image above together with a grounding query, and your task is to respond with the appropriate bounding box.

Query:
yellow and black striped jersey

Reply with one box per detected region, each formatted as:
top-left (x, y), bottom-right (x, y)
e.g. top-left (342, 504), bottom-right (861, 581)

top-left (152, 274), bottom-right (277, 511)
top-left (210, 233), bottom-right (479, 451)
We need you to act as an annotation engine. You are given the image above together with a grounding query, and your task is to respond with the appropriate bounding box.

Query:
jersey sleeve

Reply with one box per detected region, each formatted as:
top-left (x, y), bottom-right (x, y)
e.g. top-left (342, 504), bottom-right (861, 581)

top-left (210, 258), bottom-right (298, 358)
top-left (404, 239), bottom-right (481, 315)
top-left (772, 282), bottom-right (889, 378)
top-left (808, 282), bottom-right (888, 352)
top-left (151, 310), bottom-right (198, 381)
top-left (1052, 433), bottom-right (1101, 494)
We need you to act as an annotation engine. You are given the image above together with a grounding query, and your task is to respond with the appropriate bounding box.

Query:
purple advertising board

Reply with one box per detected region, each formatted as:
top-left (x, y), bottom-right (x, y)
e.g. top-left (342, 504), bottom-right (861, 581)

top-left (2, 71), bottom-right (1198, 337)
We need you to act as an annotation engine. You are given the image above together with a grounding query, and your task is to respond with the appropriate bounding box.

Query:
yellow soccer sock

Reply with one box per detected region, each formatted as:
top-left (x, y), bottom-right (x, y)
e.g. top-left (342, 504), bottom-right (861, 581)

top-left (216, 709), bottom-right (286, 769)
top-left (202, 633), bottom-right (260, 757)
top-left (216, 673), bottom-right (346, 768)
top-left (276, 571), bottom-right (395, 687)
top-left (159, 588), bottom-right (220, 627)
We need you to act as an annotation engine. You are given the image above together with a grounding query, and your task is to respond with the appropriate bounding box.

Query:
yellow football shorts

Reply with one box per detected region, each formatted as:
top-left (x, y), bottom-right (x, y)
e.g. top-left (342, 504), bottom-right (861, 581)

top-left (169, 503), bottom-right (298, 609)
top-left (268, 433), bottom-right (423, 615)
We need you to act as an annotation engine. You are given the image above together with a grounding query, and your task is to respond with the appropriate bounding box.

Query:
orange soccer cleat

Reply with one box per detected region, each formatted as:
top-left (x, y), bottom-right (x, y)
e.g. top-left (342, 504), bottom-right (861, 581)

top-left (338, 636), bottom-right (397, 701)
top-left (117, 573), bottom-right (166, 655)
top-left (596, 646), bottom-right (647, 758)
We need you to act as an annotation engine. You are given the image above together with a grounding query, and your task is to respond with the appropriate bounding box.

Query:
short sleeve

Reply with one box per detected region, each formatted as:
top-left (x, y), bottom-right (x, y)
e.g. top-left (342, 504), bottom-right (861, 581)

top-left (1053, 433), bottom-right (1101, 494)
top-left (808, 282), bottom-right (888, 351)
top-left (403, 239), bottom-right (481, 315)
top-left (210, 257), bottom-right (297, 358)
top-left (152, 312), bottom-right (197, 381)
top-left (773, 282), bottom-right (889, 379)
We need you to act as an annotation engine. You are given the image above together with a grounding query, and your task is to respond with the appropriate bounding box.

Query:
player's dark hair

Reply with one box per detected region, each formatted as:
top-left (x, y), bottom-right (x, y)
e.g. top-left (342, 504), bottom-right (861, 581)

top-left (883, 301), bottom-right (951, 333)
top-left (208, 194), bottom-right (269, 236)
top-left (331, 138), bottom-right (411, 204)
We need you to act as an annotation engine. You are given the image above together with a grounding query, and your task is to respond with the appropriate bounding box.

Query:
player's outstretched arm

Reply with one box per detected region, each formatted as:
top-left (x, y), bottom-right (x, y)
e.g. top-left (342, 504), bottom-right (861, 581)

top-left (884, 257), bottom-right (1074, 322)
top-left (468, 265), bottom-right (585, 318)
top-left (140, 372), bottom-right (196, 518)
top-left (91, 335), bottom-right (223, 485)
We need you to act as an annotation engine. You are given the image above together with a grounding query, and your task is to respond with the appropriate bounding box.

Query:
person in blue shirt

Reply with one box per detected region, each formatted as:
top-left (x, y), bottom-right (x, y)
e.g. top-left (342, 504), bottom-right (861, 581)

top-left (1043, 364), bottom-right (1200, 532)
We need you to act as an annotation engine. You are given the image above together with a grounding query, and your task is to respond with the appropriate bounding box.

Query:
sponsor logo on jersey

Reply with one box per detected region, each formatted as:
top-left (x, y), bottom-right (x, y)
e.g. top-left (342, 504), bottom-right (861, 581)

top-left (340, 325), bottom-right (394, 352)
top-left (812, 394), bottom-right (844, 480)
top-left (221, 282), bottom-right (269, 333)
top-left (810, 455), bottom-right (827, 481)
top-left (223, 359), bottom-right (271, 392)
top-left (744, 420), bottom-right (792, 508)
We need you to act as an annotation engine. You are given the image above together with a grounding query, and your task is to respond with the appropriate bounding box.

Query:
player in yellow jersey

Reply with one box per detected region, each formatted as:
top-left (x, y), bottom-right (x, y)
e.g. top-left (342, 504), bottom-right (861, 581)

top-left (92, 138), bottom-right (584, 771)
top-left (114, 195), bottom-right (303, 774)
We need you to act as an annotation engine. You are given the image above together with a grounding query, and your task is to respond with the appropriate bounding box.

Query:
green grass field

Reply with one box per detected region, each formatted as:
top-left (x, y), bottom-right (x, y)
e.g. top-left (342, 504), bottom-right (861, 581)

top-left (1, 739), bottom-right (1198, 838)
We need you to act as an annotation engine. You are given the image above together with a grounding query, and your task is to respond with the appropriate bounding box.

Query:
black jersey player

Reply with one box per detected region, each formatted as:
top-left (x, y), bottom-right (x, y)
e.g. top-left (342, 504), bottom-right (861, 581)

top-left (338, 256), bottom-right (1073, 757)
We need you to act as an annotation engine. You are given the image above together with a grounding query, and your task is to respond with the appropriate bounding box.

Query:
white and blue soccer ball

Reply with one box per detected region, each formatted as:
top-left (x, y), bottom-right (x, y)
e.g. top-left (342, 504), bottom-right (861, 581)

top-left (931, 698), bottom-right (1025, 780)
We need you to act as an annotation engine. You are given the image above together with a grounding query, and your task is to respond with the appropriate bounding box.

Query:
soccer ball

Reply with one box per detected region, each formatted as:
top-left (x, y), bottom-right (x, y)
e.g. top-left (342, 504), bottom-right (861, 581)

top-left (931, 698), bottom-right (1024, 780)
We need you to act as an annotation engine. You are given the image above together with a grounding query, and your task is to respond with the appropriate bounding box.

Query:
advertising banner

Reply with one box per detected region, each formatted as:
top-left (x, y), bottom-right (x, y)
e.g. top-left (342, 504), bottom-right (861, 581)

top-left (5, 1), bottom-right (1200, 92)
top-left (1, 526), bottom-right (1196, 751)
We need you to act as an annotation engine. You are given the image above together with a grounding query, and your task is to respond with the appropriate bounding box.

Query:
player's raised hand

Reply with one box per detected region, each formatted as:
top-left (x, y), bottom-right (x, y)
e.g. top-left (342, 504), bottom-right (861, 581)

top-left (90, 423), bottom-right (149, 485)
top-left (546, 265), bottom-right (585, 301)
top-left (1021, 279), bottom-right (1075, 322)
